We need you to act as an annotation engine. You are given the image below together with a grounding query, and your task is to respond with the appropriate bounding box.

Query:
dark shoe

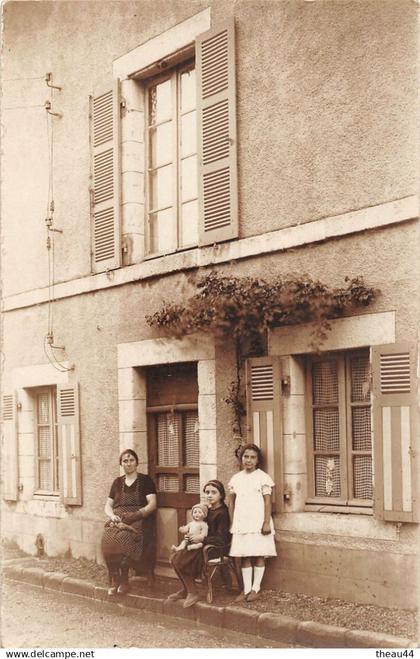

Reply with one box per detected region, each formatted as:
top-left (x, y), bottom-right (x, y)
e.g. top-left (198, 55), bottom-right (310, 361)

top-left (117, 583), bottom-right (130, 595)
top-left (234, 591), bottom-right (249, 602)
top-left (246, 589), bottom-right (260, 602)
top-left (183, 594), bottom-right (199, 608)
top-left (167, 589), bottom-right (187, 601)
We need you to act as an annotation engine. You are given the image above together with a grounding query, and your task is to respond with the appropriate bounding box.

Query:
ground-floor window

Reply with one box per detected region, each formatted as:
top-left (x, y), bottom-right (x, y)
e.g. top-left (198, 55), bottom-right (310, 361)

top-left (34, 387), bottom-right (60, 494)
top-left (306, 349), bottom-right (372, 508)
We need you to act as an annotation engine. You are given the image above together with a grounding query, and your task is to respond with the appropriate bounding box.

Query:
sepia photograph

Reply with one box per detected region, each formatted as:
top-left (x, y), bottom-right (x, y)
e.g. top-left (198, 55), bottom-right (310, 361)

top-left (1, 0), bottom-right (419, 652)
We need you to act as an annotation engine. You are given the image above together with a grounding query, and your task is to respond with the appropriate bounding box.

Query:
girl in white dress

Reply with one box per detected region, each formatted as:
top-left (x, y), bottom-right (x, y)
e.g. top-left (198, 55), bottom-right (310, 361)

top-left (228, 443), bottom-right (277, 602)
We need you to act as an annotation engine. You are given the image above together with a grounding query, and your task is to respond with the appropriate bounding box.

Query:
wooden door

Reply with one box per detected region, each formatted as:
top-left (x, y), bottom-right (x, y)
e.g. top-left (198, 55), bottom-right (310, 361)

top-left (146, 364), bottom-right (200, 562)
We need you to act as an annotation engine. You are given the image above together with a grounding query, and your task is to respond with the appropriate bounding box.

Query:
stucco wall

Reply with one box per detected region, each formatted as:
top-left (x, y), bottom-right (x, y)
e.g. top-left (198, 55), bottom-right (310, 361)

top-left (2, 0), bottom-right (418, 297)
top-left (2, 220), bottom-right (418, 600)
top-left (2, 220), bottom-right (418, 516)
top-left (2, 0), bottom-right (419, 605)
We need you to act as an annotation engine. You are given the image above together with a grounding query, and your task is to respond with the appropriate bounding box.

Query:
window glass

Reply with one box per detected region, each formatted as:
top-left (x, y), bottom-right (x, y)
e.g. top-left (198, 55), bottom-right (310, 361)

top-left (180, 199), bottom-right (198, 247)
top-left (150, 164), bottom-right (173, 211)
top-left (150, 122), bottom-right (173, 168)
top-left (154, 410), bottom-right (199, 494)
top-left (181, 155), bottom-right (198, 201)
top-left (35, 388), bottom-right (58, 493)
top-left (315, 455), bottom-right (341, 498)
top-left (157, 413), bottom-right (180, 466)
top-left (309, 351), bottom-right (372, 506)
top-left (180, 111), bottom-right (196, 157)
top-left (149, 79), bottom-right (172, 124)
top-left (146, 62), bottom-right (197, 255)
top-left (181, 69), bottom-right (196, 113)
top-left (149, 208), bottom-right (176, 253)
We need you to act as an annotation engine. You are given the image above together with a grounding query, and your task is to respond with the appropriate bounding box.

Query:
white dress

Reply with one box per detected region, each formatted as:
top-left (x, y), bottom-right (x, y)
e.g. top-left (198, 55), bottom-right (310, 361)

top-left (228, 468), bottom-right (277, 557)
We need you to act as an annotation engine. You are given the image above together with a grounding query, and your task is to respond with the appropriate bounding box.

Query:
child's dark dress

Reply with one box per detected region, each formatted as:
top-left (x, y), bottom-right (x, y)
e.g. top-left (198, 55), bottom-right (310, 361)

top-left (171, 503), bottom-right (231, 577)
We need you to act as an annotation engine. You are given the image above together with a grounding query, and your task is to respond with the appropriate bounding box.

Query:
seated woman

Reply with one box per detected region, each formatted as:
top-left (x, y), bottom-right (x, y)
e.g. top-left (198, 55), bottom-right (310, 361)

top-left (101, 449), bottom-right (157, 595)
top-left (169, 479), bottom-right (231, 608)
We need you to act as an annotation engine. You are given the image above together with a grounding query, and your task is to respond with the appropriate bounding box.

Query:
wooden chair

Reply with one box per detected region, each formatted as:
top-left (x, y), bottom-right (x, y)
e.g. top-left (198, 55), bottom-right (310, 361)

top-left (203, 543), bottom-right (242, 604)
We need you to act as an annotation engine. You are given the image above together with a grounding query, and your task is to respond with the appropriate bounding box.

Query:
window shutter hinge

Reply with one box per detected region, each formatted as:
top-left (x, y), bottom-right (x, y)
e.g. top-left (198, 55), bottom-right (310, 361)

top-left (281, 376), bottom-right (291, 395)
top-left (120, 98), bottom-right (126, 110)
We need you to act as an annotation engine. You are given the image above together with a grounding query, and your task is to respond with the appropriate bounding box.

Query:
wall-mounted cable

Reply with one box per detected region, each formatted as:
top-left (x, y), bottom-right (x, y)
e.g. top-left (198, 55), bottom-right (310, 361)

top-left (42, 73), bottom-right (74, 373)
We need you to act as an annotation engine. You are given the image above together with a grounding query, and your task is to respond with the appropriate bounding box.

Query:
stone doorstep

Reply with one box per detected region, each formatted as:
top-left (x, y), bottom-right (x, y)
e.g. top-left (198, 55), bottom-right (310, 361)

top-left (2, 566), bottom-right (416, 649)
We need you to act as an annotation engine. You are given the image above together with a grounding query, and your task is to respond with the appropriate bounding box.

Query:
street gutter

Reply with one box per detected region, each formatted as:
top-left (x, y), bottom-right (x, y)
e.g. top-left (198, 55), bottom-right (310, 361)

top-left (3, 563), bottom-right (417, 649)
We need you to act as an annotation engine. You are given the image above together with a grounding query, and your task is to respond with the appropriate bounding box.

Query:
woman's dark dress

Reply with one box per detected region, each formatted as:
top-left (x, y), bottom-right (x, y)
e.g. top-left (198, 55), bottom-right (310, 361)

top-left (171, 503), bottom-right (231, 578)
top-left (101, 473), bottom-right (156, 576)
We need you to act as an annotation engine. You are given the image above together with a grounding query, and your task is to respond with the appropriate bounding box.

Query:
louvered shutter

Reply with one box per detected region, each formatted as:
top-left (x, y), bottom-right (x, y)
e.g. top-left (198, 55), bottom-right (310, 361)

top-left (57, 384), bottom-right (82, 505)
top-left (90, 80), bottom-right (121, 272)
top-left (196, 21), bottom-right (238, 246)
top-left (2, 393), bottom-right (18, 501)
top-left (246, 357), bottom-right (284, 511)
top-left (372, 343), bottom-right (418, 522)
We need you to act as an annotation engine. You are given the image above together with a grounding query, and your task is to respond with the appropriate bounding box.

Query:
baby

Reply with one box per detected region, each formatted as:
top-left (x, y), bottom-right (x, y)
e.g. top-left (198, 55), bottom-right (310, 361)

top-left (171, 503), bottom-right (208, 552)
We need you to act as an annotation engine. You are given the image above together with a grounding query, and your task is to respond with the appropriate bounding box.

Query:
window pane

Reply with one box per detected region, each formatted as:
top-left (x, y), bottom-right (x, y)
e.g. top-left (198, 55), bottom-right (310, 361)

top-left (158, 474), bottom-right (179, 492)
top-left (157, 413), bottom-right (180, 466)
top-left (352, 407), bottom-right (371, 451)
top-left (181, 155), bottom-right (197, 201)
top-left (185, 474), bottom-right (200, 493)
top-left (184, 412), bottom-right (199, 467)
top-left (149, 78), bottom-right (172, 124)
top-left (180, 199), bottom-right (198, 247)
top-left (150, 122), bottom-right (173, 168)
top-left (39, 460), bottom-right (52, 491)
top-left (149, 208), bottom-right (176, 253)
top-left (37, 393), bottom-right (50, 424)
top-left (350, 354), bottom-right (370, 402)
top-left (313, 409), bottom-right (340, 452)
top-left (181, 68), bottom-right (196, 114)
top-left (38, 426), bottom-right (51, 458)
top-left (150, 164), bottom-right (173, 210)
top-left (315, 455), bottom-right (341, 497)
top-left (353, 455), bottom-right (373, 499)
top-left (312, 361), bottom-right (338, 405)
top-left (181, 111), bottom-right (196, 157)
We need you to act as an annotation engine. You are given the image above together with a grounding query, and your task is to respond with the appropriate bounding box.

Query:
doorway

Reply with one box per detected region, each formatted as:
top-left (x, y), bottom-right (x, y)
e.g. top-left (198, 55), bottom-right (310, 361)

top-left (146, 362), bottom-right (199, 562)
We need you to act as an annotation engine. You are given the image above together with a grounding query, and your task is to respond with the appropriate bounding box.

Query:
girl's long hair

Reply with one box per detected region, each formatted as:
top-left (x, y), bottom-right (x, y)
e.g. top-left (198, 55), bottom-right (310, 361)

top-left (236, 442), bottom-right (263, 467)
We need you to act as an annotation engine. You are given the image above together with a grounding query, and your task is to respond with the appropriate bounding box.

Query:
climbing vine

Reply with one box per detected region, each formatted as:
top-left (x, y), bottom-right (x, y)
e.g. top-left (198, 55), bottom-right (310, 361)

top-left (146, 272), bottom-right (378, 438)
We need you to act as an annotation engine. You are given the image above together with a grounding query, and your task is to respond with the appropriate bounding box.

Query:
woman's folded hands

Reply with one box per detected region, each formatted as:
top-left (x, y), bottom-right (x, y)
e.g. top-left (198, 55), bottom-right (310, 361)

top-left (121, 510), bottom-right (144, 524)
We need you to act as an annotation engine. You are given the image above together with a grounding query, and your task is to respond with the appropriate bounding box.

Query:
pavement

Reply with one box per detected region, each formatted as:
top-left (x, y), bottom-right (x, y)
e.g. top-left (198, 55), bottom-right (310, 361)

top-left (2, 558), bottom-right (418, 649)
top-left (3, 579), bottom-right (289, 648)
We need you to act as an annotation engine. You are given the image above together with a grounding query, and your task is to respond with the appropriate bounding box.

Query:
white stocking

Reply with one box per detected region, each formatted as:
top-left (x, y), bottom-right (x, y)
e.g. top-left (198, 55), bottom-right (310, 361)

top-left (242, 566), bottom-right (253, 594)
top-left (252, 565), bottom-right (265, 593)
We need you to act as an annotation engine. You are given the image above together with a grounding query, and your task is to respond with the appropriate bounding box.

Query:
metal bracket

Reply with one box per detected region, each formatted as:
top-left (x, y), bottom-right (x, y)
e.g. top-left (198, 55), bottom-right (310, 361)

top-left (45, 72), bottom-right (62, 91)
top-left (44, 100), bottom-right (62, 117)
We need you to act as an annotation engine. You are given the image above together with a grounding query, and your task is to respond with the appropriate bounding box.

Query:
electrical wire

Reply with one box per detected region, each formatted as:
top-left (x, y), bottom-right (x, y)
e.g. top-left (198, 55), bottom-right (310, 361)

top-left (43, 75), bottom-right (73, 373)
top-left (43, 336), bottom-right (68, 373)
top-left (3, 104), bottom-right (45, 110)
top-left (3, 76), bottom-right (45, 82)
top-left (45, 108), bottom-right (52, 335)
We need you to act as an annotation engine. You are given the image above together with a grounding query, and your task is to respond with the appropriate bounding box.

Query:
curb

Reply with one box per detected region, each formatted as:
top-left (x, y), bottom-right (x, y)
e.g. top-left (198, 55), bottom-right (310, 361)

top-left (3, 564), bottom-right (417, 649)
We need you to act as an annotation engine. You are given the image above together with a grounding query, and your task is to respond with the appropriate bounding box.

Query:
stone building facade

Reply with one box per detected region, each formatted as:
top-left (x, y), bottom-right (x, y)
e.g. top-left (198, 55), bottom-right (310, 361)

top-left (1, 0), bottom-right (419, 608)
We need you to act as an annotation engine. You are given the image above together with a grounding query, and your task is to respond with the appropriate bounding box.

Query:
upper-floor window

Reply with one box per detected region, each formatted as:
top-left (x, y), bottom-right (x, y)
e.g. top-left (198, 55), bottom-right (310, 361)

top-left (90, 22), bottom-right (237, 273)
top-left (145, 61), bottom-right (198, 256)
